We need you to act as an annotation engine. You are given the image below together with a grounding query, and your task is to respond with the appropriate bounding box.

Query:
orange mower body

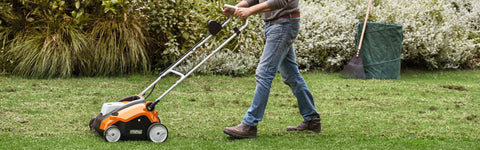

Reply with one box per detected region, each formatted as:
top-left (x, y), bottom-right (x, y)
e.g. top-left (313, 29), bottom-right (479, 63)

top-left (89, 95), bottom-right (168, 142)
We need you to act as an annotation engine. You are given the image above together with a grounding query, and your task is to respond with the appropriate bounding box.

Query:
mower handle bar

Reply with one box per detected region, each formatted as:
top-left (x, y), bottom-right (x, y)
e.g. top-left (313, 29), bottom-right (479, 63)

top-left (141, 8), bottom-right (248, 111)
top-left (223, 4), bottom-right (238, 10)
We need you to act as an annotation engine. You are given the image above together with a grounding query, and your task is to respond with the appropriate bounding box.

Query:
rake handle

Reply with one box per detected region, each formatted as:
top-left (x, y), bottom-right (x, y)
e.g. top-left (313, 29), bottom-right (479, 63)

top-left (356, 0), bottom-right (373, 57)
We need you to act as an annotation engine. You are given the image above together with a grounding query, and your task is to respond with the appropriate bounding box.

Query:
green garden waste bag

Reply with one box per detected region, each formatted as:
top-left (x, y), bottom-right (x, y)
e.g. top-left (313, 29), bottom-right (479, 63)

top-left (355, 22), bottom-right (403, 79)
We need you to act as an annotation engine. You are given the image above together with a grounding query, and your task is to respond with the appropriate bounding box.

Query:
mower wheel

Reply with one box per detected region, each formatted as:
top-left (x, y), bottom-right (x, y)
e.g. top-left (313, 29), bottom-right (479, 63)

top-left (104, 125), bottom-right (121, 142)
top-left (89, 117), bottom-right (95, 131)
top-left (147, 123), bottom-right (168, 143)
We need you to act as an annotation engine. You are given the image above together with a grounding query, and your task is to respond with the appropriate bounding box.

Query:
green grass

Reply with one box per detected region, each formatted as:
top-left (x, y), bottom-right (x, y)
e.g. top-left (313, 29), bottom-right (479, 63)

top-left (1, 70), bottom-right (479, 149)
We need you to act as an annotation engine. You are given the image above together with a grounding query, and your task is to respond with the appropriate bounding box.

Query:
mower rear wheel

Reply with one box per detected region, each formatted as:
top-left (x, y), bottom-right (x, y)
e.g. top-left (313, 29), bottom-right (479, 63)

top-left (147, 123), bottom-right (168, 143)
top-left (104, 125), bottom-right (121, 142)
top-left (89, 117), bottom-right (95, 131)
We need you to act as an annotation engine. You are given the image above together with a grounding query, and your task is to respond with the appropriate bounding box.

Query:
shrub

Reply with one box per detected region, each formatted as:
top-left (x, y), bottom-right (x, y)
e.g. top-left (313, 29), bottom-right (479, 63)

top-left (89, 19), bottom-right (148, 76)
top-left (373, 0), bottom-right (479, 69)
top-left (9, 18), bottom-right (91, 78)
top-left (150, 0), bottom-right (480, 75)
top-left (173, 14), bottom-right (265, 76)
top-left (0, 5), bottom-right (22, 73)
top-left (295, 0), bottom-right (358, 72)
top-left (134, 0), bottom-right (264, 75)
top-left (87, 0), bottom-right (149, 76)
top-left (1, 0), bottom-right (149, 77)
top-left (133, 0), bottom-right (212, 70)
top-left (2, 0), bottom-right (479, 77)
top-left (296, 0), bottom-right (480, 71)
top-left (2, 2), bottom-right (92, 78)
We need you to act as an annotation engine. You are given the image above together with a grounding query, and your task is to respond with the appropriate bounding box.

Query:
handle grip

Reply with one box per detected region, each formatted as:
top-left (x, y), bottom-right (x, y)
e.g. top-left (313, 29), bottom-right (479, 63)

top-left (223, 4), bottom-right (238, 10)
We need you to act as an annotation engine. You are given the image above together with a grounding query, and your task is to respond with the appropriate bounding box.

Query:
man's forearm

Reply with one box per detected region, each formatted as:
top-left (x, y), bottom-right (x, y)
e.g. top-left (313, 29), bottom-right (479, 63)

top-left (236, 0), bottom-right (250, 7)
top-left (248, 2), bottom-right (271, 14)
top-left (238, 0), bottom-right (271, 13)
top-left (233, 0), bottom-right (271, 19)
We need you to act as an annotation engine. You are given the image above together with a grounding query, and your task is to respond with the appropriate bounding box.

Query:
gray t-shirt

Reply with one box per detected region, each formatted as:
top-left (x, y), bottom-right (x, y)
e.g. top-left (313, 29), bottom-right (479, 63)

top-left (245, 0), bottom-right (300, 21)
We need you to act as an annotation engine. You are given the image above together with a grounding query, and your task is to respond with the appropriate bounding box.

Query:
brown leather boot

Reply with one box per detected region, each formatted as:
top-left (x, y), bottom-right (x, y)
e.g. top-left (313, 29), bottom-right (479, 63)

top-left (286, 118), bottom-right (321, 133)
top-left (223, 123), bottom-right (257, 139)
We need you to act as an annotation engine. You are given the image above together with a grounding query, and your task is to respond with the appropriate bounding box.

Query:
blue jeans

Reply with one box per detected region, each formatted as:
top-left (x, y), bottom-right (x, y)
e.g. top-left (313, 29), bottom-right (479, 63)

top-left (242, 18), bottom-right (320, 126)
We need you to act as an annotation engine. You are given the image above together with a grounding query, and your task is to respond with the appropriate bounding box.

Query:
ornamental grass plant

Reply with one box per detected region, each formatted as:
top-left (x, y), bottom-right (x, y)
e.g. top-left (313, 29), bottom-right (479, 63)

top-left (7, 11), bottom-right (92, 78)
top-left (89, 18), bottom-right (148, 76)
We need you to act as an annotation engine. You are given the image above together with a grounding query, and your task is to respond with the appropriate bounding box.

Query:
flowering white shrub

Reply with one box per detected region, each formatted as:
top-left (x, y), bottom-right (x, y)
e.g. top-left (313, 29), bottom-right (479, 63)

top-left (295, 0), bottom-right (359, 72)
top-left (178, 0), bottom-right (479, 75)
top-left (374, 0), bottom-right (479, 69)
top-left (296, 0), bottom-right (480, 71)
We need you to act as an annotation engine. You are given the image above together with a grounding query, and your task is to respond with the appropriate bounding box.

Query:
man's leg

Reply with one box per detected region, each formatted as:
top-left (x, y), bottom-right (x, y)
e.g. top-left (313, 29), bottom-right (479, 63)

top-left (279, 46), bottom-right (321, 133)
top-left (278, 46), bottom-right (320, 122)
top-left (224, 18), bottom-right (297, 138)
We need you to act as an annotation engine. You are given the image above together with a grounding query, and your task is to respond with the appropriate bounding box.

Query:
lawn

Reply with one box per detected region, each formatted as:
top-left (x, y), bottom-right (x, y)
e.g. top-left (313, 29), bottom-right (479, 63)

top-left (1, 70), bottom-right (479, 149)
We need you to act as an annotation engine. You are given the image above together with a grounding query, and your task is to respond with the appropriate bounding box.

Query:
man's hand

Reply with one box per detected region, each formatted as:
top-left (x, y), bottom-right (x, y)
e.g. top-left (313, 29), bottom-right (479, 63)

top-left (222, 7), bottom-right (235, 17)
top-left (234, 7), bottom-right (254, 19)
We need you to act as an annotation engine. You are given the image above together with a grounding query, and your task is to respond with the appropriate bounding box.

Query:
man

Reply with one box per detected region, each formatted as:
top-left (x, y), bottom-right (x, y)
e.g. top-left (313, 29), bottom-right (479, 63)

top-left (222, 0), bottom-right (321, 139)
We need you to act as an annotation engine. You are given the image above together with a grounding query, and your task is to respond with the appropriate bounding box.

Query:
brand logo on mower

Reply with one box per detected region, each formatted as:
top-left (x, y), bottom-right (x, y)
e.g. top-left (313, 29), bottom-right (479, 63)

top-left (130, 130), bottom-right (143, 135)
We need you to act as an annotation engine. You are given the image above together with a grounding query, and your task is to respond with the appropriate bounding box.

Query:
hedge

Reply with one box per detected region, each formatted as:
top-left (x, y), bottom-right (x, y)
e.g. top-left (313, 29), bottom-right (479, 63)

top-left (0, 0), bottom-right (478, 78)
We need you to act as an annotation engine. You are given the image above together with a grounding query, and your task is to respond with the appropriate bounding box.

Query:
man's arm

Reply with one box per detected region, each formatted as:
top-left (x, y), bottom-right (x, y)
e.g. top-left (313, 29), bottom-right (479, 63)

top-left (223, 0), bottom-right (250, 17)
top-left (235, 2), bottom-right (271, 19)
top-left (223, 0), bottom-right (272, 19)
